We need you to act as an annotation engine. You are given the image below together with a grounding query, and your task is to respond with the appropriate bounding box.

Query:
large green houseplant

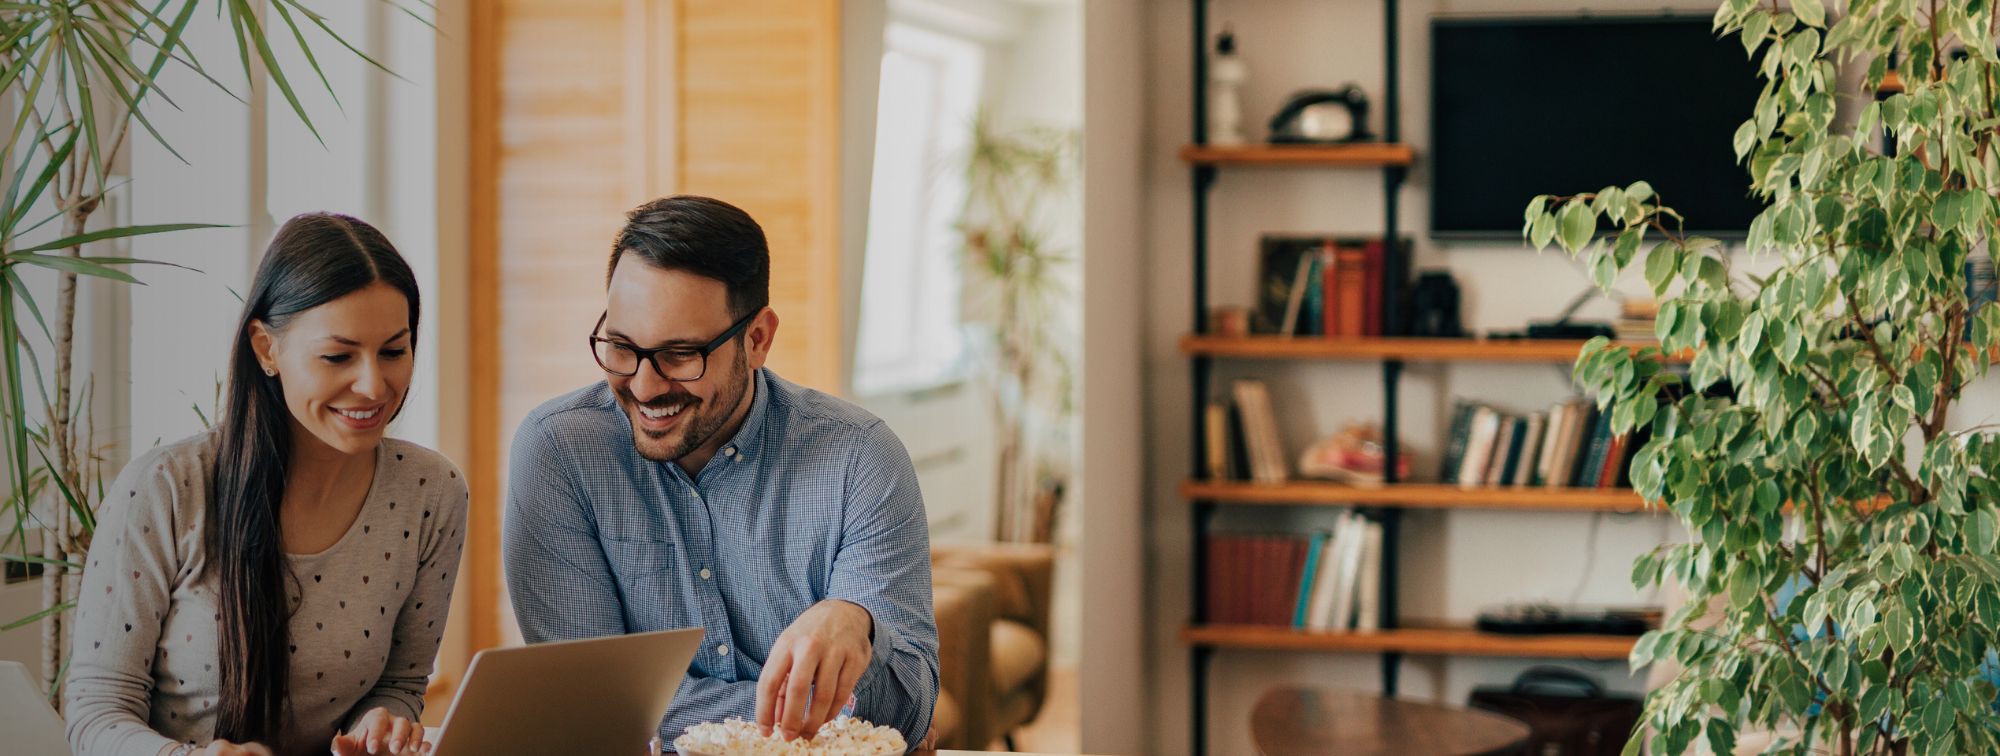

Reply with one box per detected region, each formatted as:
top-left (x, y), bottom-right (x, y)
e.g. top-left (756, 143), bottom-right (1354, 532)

top-left (1528, 0), bottom-right (2000, 752)
top-left (0, 1), bottom-right (410, 705)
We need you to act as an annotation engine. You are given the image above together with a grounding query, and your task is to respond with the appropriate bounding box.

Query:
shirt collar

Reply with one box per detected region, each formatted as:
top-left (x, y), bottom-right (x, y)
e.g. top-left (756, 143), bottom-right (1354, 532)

top-left (713, 367), bottom-right (772, 464)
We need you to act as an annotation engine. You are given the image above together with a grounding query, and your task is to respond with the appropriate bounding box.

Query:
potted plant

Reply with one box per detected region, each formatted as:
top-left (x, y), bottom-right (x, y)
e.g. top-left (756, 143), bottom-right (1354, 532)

top-left (0, 1), bottom-right (409, 705)
top-left (958, 114), bottom-right (1078, 543)
top-left (1529, 1), bottom-right (2000, 752)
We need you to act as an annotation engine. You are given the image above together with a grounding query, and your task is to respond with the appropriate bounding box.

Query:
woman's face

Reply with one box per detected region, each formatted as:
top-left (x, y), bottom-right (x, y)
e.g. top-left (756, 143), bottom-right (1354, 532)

top-left (251, 282), bottom-right (415, 457)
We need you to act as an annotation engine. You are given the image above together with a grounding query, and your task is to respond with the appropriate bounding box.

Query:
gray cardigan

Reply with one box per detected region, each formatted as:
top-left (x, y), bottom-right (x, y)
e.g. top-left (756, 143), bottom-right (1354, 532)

top-left (64, 430), bottom-right (468, 755)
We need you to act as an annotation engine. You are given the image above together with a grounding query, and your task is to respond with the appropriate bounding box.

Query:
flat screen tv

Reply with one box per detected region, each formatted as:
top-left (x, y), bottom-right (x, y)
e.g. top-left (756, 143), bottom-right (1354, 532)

top-left (1430, 16), bottom-right (1766, 239)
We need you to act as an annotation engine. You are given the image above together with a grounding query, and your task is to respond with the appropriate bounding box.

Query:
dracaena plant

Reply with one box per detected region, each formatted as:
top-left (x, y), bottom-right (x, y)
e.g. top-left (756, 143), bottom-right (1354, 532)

top-left (0, 0), bottom-right (423, 705)
top-left (1525, 0), bottom-right (2000, 753)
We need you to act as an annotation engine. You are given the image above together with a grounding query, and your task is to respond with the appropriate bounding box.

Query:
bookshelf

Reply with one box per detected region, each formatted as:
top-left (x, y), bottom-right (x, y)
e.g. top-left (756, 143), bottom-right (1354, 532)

top-left (1181, 624), bottom-right (1636, 660)
top-left (1180, 334), bottom-right (1691, 363)
top-left (1178, 143), bottom-right (1417, 167)
top-left (1180, 480), bottom-right (1652, 513)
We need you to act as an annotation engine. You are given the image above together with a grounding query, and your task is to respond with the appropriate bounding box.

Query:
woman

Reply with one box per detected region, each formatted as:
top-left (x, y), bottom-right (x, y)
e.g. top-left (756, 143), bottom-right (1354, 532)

top-left (65, 213), bottom-right (468, 756)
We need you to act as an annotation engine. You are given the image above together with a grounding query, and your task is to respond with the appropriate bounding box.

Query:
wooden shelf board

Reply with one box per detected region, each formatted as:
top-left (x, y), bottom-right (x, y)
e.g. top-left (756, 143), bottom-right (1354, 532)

top-left (1183, 480), bottom-right (1651, 513)
top-left (1181, 335), bottom-right (1687, 364)
top-left (1181, 623), bottom-right (1637, 660)
top-left (1179, 143), bottom-right (1416, 167)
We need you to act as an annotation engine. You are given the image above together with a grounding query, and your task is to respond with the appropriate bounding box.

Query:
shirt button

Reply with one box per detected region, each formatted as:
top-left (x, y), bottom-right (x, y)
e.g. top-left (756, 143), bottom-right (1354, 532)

top-left (717, 644), bottom-right (730, 656)
top-left (699, 568), bottom-right (713, 580)
top-left (723, 447), bottom-right (736, 457)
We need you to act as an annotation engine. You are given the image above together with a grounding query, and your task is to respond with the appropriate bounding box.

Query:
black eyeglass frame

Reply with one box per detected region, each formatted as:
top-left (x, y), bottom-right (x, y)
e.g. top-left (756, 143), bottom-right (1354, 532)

top-left (588, 308), bottom-right (758, 382)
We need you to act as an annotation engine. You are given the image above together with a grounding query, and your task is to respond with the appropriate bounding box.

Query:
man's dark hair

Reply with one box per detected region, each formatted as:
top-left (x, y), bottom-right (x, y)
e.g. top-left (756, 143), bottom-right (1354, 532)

top-left (608, 195), bottom-right (771, 318)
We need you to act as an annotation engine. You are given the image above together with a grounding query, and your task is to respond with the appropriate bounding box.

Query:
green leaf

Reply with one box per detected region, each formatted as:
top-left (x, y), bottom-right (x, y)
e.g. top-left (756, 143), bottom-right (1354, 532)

top-left (1742, 10), bottom-right (1772, 56)
top-left (1529, 212), bottom-right (1557, 250)
top-left (1734, 119), bottom-right (1759, 160)
top-left (1794, 0), bottom-right (1825, 28)
top-left (1974, 509), bottom-right (1999, 555)
top-left (1558, 202), bottom-right (1596, 253)
top-left (1644, 242), bottom-right (1681, 296)
top-left (11, 223), bottom-right (228, 254)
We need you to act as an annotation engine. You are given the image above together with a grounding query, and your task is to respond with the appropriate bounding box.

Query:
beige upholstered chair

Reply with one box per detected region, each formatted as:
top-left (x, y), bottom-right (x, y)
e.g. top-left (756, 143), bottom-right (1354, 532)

top-left (929, 542), bottom-right (1055, 750)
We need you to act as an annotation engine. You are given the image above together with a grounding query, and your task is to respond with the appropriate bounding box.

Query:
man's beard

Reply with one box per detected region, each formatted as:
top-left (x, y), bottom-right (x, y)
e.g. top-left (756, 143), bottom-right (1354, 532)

top-left (620, 349), bottom-right (749, 463)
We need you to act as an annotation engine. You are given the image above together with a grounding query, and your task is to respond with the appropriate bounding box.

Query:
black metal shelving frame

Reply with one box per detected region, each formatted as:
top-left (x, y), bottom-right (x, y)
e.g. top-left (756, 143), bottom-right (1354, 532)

top-left (1186, 1), bottom-right (1407, 752)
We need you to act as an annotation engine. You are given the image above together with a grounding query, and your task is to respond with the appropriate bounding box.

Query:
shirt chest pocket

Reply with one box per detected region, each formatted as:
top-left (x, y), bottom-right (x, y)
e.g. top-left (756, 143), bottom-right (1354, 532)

top-left (600, 537), bottom-right (682, 610)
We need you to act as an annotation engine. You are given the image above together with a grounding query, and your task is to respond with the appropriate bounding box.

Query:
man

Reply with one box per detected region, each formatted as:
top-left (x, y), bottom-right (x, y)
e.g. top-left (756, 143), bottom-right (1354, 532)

top-left (503, 196), bottom-right (938, 747)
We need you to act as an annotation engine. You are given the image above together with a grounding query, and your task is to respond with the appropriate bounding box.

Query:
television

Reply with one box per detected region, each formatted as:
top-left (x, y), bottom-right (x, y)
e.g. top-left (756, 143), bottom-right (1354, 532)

top-left (1429, 16), bottom-right (1766, 239)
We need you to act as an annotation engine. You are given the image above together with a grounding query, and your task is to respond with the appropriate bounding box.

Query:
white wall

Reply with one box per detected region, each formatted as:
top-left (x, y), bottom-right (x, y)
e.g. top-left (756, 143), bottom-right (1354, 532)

top-left (1141, 1), bottom-right (1731, 753)
top-left (1079, 0), bottom-right (1147, 752)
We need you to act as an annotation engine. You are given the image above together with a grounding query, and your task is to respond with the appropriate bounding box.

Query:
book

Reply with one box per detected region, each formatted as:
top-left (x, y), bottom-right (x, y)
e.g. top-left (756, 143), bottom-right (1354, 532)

top-left (1353, 521), bottom-right (1384, 632)
top-left (1233, 380), bottom-right (1289, 484)
top-left (1305, 513), bottom-right (1353, 630)
top-left (1597, 433), bottom-right (1630, 489)
top-left (1575, 408), bottom-right (1614, 488)
top-left (1257, 237), bottom-right (1328, 334)
top-left (1550, 401), bottom-right (1596, 489)
top-left (1485, 415), bottom-right (1522, 486)
top-left (1363, 239), bottom-right (1385, 337)
top-left (1326, 512), bottom-right (1369, 631)
top-left (1293, 530), bottom-right (1330, 627)
top-left (1203, 402), bottom-right (1231, 481)
top-left (1227, 402), bottom-right (1252, 482)
top-left (1458, 406), bottom-right (1502, 488)
top-left (1280, 253), bottom-right (1314, 338)
top-left (1301, 249), bottom-right (1327, 337)
top-left (1534, 402), bottom-right (1569, 487)
top-left (1511, 411), bottom-right (1547, 488)
top-left (1332, 248), bottom-right (1368, 338)
top-left (1278, 537), bottom-right (1308, 625)
top-left (1439, 400), bottom-right (1478, 484)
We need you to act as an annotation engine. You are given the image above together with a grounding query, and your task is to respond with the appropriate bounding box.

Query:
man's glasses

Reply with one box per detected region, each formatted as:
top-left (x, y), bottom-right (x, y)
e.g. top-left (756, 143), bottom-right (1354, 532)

top-left (588, 309), bottom-right (757, 382)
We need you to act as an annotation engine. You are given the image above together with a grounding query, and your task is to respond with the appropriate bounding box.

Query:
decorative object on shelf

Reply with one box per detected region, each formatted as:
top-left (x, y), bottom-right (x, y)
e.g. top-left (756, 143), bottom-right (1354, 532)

top-left (1207, 305), bottom-right (1252, 338)
top-left (1524, 3), bottom-right (2000, 752)
top-left (1297, 423), bottom-right (1410, 488)
top-left (1467, 667), bottom-right (1642, 756)
top-left (1405, 270), bottom-right (1464, 338)
top-left (1525, 286), bottom-right (1617, 340)
top-left (1207, 25), bottom-right (1248, 146)
top-left (1613, 299), bottom-right (1660, 344)
top-left (1269, 85), bottom-right (1371, 143)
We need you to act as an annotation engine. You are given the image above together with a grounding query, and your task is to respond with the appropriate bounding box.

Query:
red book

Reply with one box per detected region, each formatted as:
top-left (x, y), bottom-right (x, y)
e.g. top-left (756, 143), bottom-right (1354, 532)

top-left (1280, 537), bottom-right (1308, 626)
top-left (1598, 434), bottom-right (1629, 489)
top-left (1334, 248), bottom-right (1368, 338)
top-left (1363, 239), bottom-right (1386, 336)
top-left (1204, 537), bottom-right (1225, 623)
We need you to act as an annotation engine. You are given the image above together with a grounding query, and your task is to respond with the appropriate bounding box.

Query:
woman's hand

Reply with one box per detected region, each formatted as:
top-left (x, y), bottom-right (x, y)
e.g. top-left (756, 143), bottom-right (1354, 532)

top-left (195, 740), bottom-right (273, 756)
top-left (331, 707), bottom-right (430, 755)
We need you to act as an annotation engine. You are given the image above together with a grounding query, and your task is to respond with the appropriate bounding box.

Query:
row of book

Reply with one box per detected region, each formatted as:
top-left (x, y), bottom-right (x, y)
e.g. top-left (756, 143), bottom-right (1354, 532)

top-left (1439, 398), bottom-right (1637, 490)
top-left (1203, 379), bottom-right (1287, 484)
top-left (1257, 236), bottom-right (1407, 338)
top-left (1204, 512), bottom-right (1384, 632)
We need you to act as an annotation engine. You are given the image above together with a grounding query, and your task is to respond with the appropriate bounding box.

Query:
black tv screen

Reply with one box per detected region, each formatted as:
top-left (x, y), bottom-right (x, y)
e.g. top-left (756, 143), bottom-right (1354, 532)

top-left (1430, 16), bottom-right (1766, 239)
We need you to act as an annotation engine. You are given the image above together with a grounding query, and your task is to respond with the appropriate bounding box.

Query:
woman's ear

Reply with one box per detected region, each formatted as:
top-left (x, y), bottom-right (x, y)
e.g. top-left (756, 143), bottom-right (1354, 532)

top-left (249, 320), bottom-right (279, 376)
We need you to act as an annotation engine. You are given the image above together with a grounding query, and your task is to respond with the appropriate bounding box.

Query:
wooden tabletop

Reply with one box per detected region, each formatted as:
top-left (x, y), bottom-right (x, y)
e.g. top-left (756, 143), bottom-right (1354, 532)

top-left (1250, 687), bottom-right (1531, 756)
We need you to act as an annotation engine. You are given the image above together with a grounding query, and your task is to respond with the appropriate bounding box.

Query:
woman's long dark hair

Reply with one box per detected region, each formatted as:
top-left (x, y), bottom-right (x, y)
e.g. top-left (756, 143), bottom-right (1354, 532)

top-left (208, 213), bottom-right (420, 742)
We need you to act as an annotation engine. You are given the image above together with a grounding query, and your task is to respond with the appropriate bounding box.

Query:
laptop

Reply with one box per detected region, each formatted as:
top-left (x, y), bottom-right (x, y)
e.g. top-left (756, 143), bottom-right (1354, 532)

top-left (432, 627), bottom-right (703, 756)
top-left (0, 660), bottom-right (69, 755)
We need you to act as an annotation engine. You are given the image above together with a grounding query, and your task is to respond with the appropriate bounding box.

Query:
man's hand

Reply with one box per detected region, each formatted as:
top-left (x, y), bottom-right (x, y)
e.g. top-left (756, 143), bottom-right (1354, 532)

top-left (331, 707), bottom-right (430, 755)
top-left (755, 599), bottom-right (875, 740)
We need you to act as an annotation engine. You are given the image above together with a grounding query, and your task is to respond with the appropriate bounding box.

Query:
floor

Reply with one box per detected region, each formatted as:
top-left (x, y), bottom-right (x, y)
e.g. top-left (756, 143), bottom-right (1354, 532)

top-left (994, 664), bottom-right (1079, 753)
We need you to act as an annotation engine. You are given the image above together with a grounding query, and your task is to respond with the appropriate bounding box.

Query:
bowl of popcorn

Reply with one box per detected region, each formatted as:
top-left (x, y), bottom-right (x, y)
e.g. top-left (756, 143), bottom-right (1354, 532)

top-left (673, 716), bottom-right (906, 755)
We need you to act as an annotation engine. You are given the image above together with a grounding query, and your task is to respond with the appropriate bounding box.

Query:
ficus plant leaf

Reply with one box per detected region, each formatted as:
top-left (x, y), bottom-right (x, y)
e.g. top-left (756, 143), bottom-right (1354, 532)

top-left (1525, 2), bottom-right (2000, 754)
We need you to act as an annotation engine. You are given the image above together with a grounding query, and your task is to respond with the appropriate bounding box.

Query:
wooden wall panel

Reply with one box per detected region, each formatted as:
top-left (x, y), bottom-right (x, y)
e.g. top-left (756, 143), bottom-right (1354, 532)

top-left (677, 0), bottom-right (845, 391)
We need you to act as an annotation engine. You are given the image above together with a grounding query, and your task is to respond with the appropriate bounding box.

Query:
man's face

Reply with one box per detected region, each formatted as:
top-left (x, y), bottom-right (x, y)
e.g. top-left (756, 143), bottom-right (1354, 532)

top-left (601, 259), bottom-right (774, 463)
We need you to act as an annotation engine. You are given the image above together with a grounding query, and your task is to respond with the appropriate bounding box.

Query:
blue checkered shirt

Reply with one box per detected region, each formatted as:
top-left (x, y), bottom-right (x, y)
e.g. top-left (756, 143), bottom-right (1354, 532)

top-left (503, 368), bottom-right (938, 748)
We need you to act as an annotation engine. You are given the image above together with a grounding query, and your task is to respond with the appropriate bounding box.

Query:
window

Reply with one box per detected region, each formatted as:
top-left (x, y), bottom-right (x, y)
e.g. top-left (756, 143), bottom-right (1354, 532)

top-left (852, 23), bottom-right (984, 396)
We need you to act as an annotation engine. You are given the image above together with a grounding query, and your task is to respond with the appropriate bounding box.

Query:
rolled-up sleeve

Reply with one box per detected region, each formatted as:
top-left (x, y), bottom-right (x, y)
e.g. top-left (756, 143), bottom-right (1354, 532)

top-left (825, 421), bottom-right (938, 745)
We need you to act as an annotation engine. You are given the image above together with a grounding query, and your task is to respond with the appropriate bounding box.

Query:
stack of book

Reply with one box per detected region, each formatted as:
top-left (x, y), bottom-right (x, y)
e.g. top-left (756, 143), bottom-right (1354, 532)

top-left (1204, 511), bottom-right (1385, 632)
top-left (1438, 398), bottom-right (1639, 490)
top-left (1615, 299), bottom-right (1659, 343)
top-left (1204, 379), bottom-right (1288, 483)
top-left (1257, 236), bottom-right (1409, 338)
